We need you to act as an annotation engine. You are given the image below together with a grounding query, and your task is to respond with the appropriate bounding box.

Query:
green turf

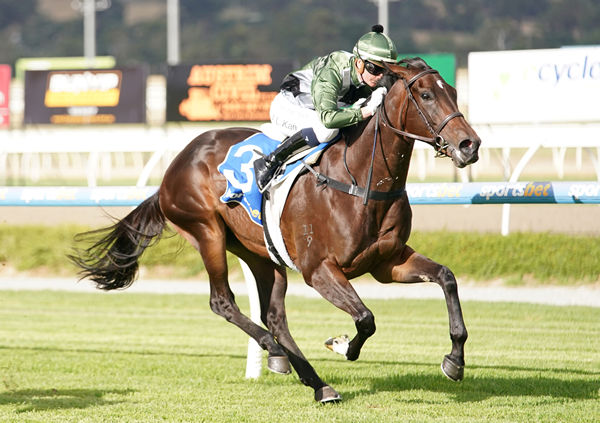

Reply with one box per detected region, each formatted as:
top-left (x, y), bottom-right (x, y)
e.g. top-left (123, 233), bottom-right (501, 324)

top-left (0, 290), bottom-right (598, 422)
top-left (1, 225), bottom-right (598, 284)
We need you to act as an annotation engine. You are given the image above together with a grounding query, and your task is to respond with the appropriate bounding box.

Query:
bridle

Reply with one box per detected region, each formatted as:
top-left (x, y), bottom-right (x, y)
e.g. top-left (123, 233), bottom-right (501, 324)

top-left (379, 68), bottom-right (464, 158)
top-left (301, 67), bottom-right (464, 205)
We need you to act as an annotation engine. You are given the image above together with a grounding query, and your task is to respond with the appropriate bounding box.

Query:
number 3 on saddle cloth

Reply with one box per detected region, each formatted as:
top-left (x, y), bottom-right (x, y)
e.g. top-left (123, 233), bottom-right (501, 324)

top-left (218, 132), bottom-right (333, 269)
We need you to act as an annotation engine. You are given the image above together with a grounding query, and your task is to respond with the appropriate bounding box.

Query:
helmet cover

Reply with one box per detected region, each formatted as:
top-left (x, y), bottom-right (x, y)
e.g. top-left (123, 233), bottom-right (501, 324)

top-left (353, 24), bottom-right (398, 65)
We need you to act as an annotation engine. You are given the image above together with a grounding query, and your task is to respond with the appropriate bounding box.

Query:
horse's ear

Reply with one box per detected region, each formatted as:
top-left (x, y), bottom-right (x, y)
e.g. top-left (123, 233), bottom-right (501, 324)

top-left (448, 84), bottom-right (458, 102)
top-left (385, 63), bottom-right (410, 78)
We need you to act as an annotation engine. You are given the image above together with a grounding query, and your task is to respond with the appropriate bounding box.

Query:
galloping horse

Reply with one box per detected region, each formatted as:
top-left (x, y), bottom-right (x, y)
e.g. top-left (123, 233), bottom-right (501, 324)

top-left (71, 58), bottom-right (481, 403)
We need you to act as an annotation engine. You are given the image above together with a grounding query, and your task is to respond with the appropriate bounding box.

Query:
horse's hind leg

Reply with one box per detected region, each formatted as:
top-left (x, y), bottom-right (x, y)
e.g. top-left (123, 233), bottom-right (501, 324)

top-left (170, 220), bottom-right (288, 362)
top-left (372, 245), bottom-right (468, 381)
top-left (239, 255), bottom-right (340, 402)
top-left (230, 253), bottom-right (291, 374)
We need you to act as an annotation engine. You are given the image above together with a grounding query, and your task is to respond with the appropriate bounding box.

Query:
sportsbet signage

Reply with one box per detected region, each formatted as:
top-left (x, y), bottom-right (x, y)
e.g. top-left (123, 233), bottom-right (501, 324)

top-left (24, 67), bottom-right (146, 124)
top-left (167, 63), bottom-right (293, 122)
top-left (468, 46), bottom-right (600, 124)
top-left (406, 181), bottom-right (600, 204)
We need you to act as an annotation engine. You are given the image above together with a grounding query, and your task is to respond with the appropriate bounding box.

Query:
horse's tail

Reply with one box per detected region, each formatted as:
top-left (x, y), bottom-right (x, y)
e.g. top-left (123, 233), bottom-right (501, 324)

top-left (68, 191), bottom-right (166, 290)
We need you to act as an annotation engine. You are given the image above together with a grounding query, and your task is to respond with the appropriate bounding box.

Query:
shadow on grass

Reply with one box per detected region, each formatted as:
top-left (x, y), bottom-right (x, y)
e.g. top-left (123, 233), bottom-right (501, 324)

top-left (0, 388), bottom-right (134, 413)
top-left (0, 344), bottom-right (246, 361)
top-left (326, 366), bottom-right (600, 403)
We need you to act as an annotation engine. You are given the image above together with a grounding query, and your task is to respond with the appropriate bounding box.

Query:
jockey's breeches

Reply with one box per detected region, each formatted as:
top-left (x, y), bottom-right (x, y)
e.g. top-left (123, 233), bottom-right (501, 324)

top-left (269, 92), bottom-right (339, 143)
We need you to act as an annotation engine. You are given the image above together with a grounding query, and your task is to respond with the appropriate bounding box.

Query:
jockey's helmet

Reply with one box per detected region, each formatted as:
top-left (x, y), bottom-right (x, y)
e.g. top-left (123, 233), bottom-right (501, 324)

top-left (353, 24), bottom-right (397, 66)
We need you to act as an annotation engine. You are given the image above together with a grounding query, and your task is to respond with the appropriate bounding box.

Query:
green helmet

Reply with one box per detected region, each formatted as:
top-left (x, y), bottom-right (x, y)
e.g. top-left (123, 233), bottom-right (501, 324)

top-left (353, 24), bottom-right (397, 65)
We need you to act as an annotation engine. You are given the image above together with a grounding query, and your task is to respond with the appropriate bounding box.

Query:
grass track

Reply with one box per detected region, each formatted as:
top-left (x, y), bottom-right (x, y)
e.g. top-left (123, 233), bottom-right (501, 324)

top-left (0, 290), bottom-right (599, 422)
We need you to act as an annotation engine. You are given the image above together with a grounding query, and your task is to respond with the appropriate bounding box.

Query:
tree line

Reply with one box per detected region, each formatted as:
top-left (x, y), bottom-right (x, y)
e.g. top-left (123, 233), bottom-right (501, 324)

top-left (1, 0), bottom-right (599, 72)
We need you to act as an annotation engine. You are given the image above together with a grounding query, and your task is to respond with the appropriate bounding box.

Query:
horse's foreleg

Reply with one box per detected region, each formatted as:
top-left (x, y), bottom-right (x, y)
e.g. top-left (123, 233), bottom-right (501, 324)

top-left (372, 245), bottom-right (468, 381)
top-left (308, 261), bottom-right (375, 362)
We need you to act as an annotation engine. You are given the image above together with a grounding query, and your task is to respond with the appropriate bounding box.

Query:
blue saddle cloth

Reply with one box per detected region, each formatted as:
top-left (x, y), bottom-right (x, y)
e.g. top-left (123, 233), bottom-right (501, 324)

top-left (217, 133), bottom-right (329, 226)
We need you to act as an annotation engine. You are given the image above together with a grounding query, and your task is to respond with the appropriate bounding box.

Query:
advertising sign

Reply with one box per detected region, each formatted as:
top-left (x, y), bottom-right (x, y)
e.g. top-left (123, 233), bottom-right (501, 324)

top-left (400, 53), bottom-right (456, 86)
top-left (15, 56), bottom-right (115, 80)
top-left (3, 181), bottom-right (597, 207)
top-left (167, 63), bottom-right (293, 122)
top-left (24, 67), bottom-right (146, 124)
top-left (0, 65), bottom-right (10, 128)
top-left (468, 47), bottom-right (600, 124)
top-left (405, 181), bottom-right (600, 205)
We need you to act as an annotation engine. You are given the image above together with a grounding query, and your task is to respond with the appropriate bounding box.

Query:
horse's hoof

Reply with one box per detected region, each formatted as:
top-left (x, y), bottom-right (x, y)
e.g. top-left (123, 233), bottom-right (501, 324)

top-left (315, 385), bottom-right (342, 403)
top-left (267, 355), bottom-right (291, 375)
top-left (441, 355), bottom-right (464, 381)
top-left (324, 334), bottom-right (350, 357)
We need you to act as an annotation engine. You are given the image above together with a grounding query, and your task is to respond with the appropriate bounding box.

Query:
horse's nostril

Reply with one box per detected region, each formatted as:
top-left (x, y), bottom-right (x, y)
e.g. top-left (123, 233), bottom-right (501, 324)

top-left (459, 139), bottom-right (473, 153)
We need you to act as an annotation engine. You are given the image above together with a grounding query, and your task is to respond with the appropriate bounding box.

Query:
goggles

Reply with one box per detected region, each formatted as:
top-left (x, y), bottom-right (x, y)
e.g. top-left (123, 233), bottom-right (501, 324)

top-left (365, 61), bottom-right (385, 76)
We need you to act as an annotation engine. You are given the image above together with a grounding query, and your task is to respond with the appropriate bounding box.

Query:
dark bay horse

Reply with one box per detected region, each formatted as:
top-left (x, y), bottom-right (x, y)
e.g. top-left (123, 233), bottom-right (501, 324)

top-left (70, 58), bottom-right (481, 403)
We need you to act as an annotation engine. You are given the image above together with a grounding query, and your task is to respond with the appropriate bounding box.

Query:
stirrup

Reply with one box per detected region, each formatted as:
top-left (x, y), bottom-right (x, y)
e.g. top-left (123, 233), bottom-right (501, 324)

top-left (258, 177), bottom-right (274, 194)
top-left (255, 158), bottom-right (278, 193)
top-left (256, 168), bottom-right (281, 193)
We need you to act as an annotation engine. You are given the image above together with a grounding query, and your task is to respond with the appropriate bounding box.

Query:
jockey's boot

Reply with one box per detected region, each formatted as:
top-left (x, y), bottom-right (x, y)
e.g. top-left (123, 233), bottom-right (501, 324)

top-left (254, 129), bottom-right (314, 192)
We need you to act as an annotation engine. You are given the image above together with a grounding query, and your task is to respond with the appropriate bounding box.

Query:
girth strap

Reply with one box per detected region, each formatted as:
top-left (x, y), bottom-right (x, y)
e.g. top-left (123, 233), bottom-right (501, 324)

top-left (261, 194), bottom-right (286, 267)
top-left (301, 161), bottom-right (405, 201)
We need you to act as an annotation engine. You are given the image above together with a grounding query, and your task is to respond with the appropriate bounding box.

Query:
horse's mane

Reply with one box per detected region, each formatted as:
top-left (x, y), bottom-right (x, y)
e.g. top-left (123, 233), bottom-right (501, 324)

top-left (380, 56), bottom-right (431, 88)
top-left (397, 56), bottom-right (431, 71)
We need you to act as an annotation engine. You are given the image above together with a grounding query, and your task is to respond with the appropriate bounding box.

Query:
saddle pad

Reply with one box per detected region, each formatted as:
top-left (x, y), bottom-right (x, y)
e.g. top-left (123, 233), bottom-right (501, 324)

top-left (218, 132), bottom-right (329, 226)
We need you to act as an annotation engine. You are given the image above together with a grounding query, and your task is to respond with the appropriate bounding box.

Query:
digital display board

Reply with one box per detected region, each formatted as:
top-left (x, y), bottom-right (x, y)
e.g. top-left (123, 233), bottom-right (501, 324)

top-left (167, 63), bottom-right (293, 122)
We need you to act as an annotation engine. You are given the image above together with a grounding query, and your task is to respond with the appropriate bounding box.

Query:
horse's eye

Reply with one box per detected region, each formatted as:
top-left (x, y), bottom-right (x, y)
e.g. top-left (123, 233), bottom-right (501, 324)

top-left (420, 92), bottom-right (432, 101)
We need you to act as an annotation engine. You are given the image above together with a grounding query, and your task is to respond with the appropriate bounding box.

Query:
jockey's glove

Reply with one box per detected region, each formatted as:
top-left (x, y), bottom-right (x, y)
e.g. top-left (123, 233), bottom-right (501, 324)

top-left (352, 98), bottom-right (367, 108)
top-left (363, 87), bottom-right (387, 116)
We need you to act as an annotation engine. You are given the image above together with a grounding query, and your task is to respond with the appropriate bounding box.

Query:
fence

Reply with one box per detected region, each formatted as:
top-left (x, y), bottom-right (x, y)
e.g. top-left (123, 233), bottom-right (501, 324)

top-left (1, 181), bottom-right (599, 232)
top-left (2, 181), bottom-right (600, 206)
top-left (2, 124), bottom-right (600, 186)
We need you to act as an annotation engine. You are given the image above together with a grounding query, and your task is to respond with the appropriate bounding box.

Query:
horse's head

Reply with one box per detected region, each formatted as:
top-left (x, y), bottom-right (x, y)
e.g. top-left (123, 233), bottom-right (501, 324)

top-left (381, 58), bottom-right (480, 168)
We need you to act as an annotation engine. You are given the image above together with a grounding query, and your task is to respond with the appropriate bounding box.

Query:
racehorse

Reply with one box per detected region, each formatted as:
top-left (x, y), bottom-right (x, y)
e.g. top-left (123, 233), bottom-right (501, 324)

top-left (70, 58), bottom-right (481, 403)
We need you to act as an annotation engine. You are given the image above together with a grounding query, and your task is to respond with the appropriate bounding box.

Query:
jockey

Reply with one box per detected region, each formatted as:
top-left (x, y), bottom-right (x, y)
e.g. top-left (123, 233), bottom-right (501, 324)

top-left (254, 24), bottom-right (398, 192)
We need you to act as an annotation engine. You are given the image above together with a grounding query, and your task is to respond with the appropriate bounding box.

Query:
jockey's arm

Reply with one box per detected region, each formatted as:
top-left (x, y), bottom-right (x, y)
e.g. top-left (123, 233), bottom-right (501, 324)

top-left (312, 67), bottom-right (366, 129)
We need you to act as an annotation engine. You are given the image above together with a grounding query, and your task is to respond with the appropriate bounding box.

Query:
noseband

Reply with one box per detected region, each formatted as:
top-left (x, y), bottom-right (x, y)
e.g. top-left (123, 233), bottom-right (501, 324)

top-left (379, 68), bottom-right (464, 158)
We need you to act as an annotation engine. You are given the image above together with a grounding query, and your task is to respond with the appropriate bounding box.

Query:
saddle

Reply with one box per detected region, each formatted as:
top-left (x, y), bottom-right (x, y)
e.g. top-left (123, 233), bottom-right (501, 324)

top-left (218, 132), bottom-right (330, 269)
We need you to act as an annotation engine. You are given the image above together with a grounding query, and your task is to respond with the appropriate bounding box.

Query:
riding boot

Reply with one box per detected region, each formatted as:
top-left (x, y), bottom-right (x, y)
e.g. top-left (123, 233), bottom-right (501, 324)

top-left (254, 129), bottom-right (314, 192)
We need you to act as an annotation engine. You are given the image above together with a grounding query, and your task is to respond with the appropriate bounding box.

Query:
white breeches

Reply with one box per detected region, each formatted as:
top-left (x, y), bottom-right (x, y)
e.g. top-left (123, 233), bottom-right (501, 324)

top-left (269, 92), bottom-right (339, 143)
